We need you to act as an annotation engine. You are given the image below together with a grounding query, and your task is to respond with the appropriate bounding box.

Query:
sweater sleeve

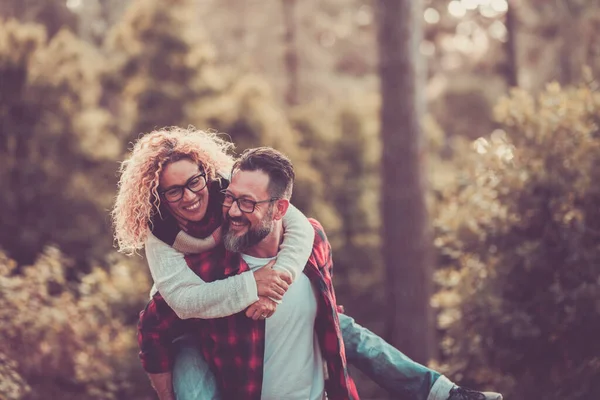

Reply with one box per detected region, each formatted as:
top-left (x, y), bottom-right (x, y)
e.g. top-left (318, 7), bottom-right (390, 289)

top-left (171, 227), bottom-right (221, 254)
top-left (275, 204), bottom-right (315, 281)
top-left (145, 231), bottom-right (258, 319)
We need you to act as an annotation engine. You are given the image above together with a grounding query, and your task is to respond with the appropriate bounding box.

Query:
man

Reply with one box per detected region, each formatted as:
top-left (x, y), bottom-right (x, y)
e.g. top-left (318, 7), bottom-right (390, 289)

top-left (219, 147), bottom-right (356, 399)
top-left (129, 132), bottom-right (501, 399)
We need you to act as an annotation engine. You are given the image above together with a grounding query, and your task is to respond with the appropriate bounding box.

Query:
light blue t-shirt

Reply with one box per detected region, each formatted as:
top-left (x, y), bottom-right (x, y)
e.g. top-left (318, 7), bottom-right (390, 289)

top-left (242, 253), bottom-right (325, 400)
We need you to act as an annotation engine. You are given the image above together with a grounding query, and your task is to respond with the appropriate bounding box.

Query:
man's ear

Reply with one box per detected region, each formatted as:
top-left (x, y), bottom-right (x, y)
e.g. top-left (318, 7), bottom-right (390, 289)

top-left (273, 199), bottom-right (290, 221)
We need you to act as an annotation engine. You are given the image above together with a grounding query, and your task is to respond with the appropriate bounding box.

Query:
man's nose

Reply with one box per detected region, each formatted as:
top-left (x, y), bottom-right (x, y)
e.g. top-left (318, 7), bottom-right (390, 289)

top-left (228, 200), bottom-right (243, 217)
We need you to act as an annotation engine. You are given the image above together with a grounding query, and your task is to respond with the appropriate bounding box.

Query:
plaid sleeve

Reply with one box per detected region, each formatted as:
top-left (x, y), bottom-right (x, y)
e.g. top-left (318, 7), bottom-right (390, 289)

top-left (309, 219), bottom-right (343, 311)
top-left (308, 219), bottom-right (359, 399)
top-left (137, 292), bottom-right (187, 374)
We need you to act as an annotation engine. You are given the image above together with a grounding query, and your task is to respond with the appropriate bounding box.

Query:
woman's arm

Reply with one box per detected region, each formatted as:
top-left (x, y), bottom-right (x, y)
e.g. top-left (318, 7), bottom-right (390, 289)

top-left (171, 227), bottom-right (221, 254)
top-left (243, 204), bottom-right (314, 318)
top-left (146, 203), bottom-right (310, 319)
top-left (275, 204), bottom-right (315, 281)
top-left (145, 231), bottom-right (258, 319)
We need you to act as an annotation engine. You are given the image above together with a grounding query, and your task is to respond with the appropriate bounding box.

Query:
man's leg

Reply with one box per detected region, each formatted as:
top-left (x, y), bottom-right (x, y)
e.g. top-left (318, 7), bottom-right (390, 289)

top-left (172, 338), bottom-right (221, 400)
top-left (339, 314), bottom-right (456, 400)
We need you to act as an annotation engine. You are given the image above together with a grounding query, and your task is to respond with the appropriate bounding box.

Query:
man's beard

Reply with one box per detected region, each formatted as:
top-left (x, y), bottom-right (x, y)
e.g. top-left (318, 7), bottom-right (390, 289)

top-left (222, 207), bottom-right (274, 253)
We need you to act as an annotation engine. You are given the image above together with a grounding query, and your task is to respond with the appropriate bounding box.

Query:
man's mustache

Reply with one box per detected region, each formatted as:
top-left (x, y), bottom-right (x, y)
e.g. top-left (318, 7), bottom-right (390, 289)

top-left (225, 214), bottom-right (248, 224)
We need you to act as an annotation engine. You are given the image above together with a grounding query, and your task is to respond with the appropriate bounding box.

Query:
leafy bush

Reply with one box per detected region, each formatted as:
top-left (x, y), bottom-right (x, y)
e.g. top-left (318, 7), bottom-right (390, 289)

top-left (432, 81), bottom-right (600, 399)
top-left (0, 248), bottom-right (153, 400)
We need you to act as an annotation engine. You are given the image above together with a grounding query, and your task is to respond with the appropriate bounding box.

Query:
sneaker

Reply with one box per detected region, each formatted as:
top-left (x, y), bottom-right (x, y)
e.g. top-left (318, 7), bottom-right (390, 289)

top-left (448, 386), bottom-right (503, 400)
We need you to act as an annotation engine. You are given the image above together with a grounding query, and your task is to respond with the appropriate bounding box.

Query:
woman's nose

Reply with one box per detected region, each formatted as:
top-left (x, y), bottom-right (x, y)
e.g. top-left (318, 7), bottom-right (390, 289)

top-left (182, 187), bottom-right (197, 201)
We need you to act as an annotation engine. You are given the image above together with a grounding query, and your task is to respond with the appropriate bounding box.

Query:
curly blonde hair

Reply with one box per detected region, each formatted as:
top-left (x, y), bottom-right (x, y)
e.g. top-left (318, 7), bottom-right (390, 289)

top-left (112, 127), bottom-right (234, 254)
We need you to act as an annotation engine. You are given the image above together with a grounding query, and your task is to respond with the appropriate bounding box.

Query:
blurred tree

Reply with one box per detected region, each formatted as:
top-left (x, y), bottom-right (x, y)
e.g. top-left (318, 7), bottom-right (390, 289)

top-left (377, 0), bottom-right (434, 363)
top-left (105, 0), bottom-right (324, 230)
top-left (432, 81), bottom-right (600, 399)
top-left (291, 97), bottom-right (383, 301)
top-left (71, 0), bottom-right (129, 45)
top-left (104, 0), bottom-right (219, 140)
top-left (422, 0), bottom-right (511, 140)
top-left (556, 0), bottom-right (589, 85)
top-left (0, 0), bottom-right (77, 38)
top-left (516, 0), bottom-right (600, 89)
top-left (0, 19), bottom-right (120, 266)
top-left (504, 0), bottom-right (519, 86)
top-left (282, 0), bottom-right (300, 106)
top-left (290, 97), bottom-right (387, 398)
top-left (192, 0), bottom-right (376, 105)
top-left (105, 0), bottom-right (303, 152)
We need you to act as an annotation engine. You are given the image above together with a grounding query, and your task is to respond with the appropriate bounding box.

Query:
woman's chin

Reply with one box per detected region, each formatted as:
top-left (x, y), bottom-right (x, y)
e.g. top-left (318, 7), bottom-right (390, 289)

top-left (185, 210), bottom-right (207, 222)
top-left (169, 200), bottom-right (208, 223)
top-left (176, 205), bottom-right (207, 222)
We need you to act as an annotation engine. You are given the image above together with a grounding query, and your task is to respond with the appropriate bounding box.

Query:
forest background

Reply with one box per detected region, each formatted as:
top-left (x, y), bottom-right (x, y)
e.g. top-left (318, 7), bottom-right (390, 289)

top-left (1, 0), bottom-right (599, 399)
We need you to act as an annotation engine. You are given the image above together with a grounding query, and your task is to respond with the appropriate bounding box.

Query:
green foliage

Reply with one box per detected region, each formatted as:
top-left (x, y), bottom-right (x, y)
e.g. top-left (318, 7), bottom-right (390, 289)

top-left (0, 351), bottom-right (30, 400)
top-left (428, 74), bottom-right (506, 140)
top-left (0, 19), bottom-right (120, 265)
top-left (105, 0), bottom-right (220, 139)
top-left (0, 0), bottom-right (77, 38)
top-left (3, 1), bottom-right (600, 398)
top-left (104, 0), bottom-right (312, 179)
top-left (432, 82), bottom-right (600, 399)
top-left (105, 0), bottom-right (325, 223)
top-left (1, 6), bottom-right (333, 396)
top-left (290, 96), bottom-right (385, 316)
top-left (0, 248), bottom-right (153, 400)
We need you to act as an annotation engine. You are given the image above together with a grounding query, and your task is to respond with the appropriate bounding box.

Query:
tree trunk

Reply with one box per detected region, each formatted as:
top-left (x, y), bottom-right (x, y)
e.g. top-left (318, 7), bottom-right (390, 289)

top-left (557, 0), bottom-right (586, 85)
top-left (505, 0), bottom-right (519, 87)
top-left (377, 0), bottom-right (434, 364)
top-left (282, 0), bottom-right (299, 106)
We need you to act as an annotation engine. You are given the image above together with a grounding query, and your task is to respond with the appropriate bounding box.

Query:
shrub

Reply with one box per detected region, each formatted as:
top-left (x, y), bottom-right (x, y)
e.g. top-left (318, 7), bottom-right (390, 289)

top-left (432, 81), bottom-right (600, 399)
top-left (0, 248), bottom-right (153, 400)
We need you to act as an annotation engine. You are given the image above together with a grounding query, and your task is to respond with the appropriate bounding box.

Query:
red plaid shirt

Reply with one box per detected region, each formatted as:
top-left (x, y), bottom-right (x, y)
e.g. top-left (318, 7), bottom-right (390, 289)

top-left (138, 219), bottom-right (359, 400)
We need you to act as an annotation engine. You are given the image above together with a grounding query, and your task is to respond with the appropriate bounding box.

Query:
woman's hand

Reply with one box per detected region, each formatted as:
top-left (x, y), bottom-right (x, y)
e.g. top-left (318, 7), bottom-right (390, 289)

top-left (253, 259), bottom-right (292, 301)
top-left (246, 296), bottom-right (278, 320)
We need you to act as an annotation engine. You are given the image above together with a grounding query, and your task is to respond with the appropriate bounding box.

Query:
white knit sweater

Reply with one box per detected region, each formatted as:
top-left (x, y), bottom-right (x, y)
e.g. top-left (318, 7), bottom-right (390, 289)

top-left (145, 204), bottom-right (314, 319)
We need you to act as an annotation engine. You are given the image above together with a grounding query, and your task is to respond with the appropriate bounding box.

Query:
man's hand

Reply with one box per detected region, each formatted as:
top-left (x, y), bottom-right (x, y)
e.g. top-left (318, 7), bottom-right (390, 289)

top-left (253, 259), bottom-right (292, 301)
top-left (246, 296), bottom-right (278, 320)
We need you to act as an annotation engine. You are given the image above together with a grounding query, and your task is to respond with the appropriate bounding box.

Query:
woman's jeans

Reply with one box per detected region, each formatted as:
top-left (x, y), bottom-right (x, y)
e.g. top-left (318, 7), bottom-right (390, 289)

top-left (173, 314), bottom-right (450, 400)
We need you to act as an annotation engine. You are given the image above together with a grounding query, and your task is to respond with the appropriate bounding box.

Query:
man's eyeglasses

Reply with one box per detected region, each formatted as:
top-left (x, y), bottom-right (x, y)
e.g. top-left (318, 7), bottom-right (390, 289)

top-left (159, 172), bottom-right (207, 203)
top-left (221, 191), bottom-right (279, 213)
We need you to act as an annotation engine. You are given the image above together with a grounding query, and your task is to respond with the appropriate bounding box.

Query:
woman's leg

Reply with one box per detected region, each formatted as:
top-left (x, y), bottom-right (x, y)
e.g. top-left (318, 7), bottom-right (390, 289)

top-left (172, 338), bottom-right (222, 400)
top-left (339, 314), bottom-right (455, 400)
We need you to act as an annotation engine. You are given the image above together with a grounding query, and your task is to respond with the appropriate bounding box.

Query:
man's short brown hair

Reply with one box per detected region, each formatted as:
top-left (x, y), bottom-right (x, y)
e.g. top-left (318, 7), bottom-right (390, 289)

top-left (231, 147), bottom-right (294, 199)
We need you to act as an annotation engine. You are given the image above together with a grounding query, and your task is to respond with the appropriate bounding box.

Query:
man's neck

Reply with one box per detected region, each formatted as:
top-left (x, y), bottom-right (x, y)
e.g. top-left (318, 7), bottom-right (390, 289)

top-left (243, 221), bottom-right (283, 259)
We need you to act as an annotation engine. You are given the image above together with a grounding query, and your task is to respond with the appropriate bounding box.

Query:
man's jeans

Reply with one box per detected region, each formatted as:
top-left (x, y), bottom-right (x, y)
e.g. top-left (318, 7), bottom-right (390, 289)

top-left (173, 314), bottom-right (455, 400)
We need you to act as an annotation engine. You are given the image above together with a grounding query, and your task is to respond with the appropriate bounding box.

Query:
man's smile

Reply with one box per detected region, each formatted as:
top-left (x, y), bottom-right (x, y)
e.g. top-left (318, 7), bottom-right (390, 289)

top-left (227, 216), bottom-right (249, 231)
